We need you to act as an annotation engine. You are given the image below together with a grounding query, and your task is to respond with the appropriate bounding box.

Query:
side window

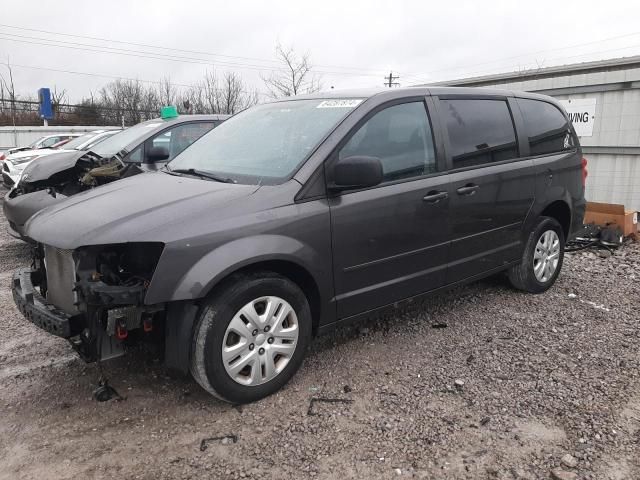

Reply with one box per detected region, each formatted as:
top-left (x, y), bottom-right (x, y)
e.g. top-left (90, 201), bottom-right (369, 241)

top-left (152, 130), bottom-right (171, 150)
top-left (517, 98), bottom-right (573, 156)
top-left (41, 137), bottom-right (59, 148)
top-left (441, 99), bottom-right (518, 169)
top-left (144, 122), bottom-right (215, 163)
top-left (339, 102), bottom-right (436, 182)
top-left (128, 145), bottom-right (143, 163)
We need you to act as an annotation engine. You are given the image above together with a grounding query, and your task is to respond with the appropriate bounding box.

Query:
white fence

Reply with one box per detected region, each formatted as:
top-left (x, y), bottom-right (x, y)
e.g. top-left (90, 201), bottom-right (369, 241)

top-left (0, 126), bottom-right (121, 150)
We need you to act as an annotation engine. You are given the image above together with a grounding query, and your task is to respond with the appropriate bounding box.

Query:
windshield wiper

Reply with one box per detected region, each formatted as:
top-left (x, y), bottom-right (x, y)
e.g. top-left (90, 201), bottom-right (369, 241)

top-left (168, 168), bottom-right (235, 184)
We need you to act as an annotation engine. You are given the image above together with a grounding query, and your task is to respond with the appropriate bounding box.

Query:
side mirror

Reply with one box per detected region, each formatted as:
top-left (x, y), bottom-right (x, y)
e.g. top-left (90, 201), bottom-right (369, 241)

top-left (146, 146), bottom-right (170, 162)
top-left (330, 155), bottom-right (383, 190)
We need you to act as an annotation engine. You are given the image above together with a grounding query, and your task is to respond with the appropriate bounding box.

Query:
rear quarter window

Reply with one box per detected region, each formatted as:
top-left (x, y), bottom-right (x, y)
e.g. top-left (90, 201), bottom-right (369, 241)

top-left (440, 99), bottom-right (518, 169)
top-left (517, 98), bottom-right (574, 156)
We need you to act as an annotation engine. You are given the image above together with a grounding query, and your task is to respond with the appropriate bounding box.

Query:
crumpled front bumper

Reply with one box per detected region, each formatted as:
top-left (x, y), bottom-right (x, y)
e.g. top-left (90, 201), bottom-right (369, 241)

top-left (12, 268), bottom-right (80, 338)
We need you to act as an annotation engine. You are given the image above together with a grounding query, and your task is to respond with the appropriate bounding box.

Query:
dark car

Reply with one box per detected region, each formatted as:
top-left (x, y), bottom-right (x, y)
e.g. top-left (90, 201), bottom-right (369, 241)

top-left (2, 130), bottom-right (121, 189)
top-left (11, 88), bottom-right (586, 403)
top-left (3, 113), bottom-right (228, 240)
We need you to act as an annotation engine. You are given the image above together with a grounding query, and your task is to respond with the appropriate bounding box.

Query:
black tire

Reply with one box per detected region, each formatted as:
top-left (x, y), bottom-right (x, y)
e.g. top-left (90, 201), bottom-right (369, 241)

top-left (190, 271), bottom-right (312, 404)
top-left (508, 216), bottom-right (565, 293)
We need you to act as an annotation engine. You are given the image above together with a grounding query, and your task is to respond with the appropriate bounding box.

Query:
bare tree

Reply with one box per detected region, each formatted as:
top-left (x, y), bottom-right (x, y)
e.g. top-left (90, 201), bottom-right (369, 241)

top-left (218, 72), bottom-right (259, 114)
top-left (189, 69), bottom-right (259, 114)
top-left (140, 86), bottom-right (160, 119)
top-left (158, 76), bottom-right (177, 106)
top-left (74, 97), bottom-right (101, 125)
top-left (0, 59), bottom-right (17, 138)
top-left (0, 77), bottom-right (5, 113)
top-left (201, 70), bottom-right (219, 113)
top-left (51, 86), bottom-right (68, 115)
top-left (262, 44), bottom-right (322, 98)
top-left (51, 86), bottom-right (67, 105)
top-left (121, 79), bottom-right (145, 124)
top-left (180, 83), bottom-right (202, 113)
top-left (0, 59), bottom-right (16, 104)
top-left (99, 79), bottom-right (147, 125)
top-left (0, 64), bottom-right (262, 126)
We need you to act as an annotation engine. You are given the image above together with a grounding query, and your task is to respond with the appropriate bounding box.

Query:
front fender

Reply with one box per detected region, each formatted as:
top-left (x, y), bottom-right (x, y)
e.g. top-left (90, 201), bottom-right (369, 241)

top-left (144, 234), bottom-right (325, 304)
top-left (4, 189), bottom-right (68, 239)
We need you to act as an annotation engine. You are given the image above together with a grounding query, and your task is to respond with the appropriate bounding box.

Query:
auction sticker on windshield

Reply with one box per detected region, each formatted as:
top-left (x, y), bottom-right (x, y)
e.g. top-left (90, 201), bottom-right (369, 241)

top-left (316, 99), bottom-right (362, 108)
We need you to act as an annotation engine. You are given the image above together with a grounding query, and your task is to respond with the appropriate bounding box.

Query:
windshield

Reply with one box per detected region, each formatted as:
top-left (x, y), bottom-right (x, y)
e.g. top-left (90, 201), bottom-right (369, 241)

top-left (28, 136), bottom-right (48, 148)
top-left (59, 132), bottom-right (97, 150)
top-left (91, 120), bottom-right (164, 157)
top-left (168, 99), bottom-right (362, 184)
top-left (83, 131), bottom-right (118, 149)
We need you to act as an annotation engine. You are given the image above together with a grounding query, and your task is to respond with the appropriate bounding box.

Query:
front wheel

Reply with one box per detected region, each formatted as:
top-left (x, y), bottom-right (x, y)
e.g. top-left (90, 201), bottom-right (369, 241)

top-left (508, 216), bottom-right (565, 293)
top-left (190, 272), bottom-right (312, 403)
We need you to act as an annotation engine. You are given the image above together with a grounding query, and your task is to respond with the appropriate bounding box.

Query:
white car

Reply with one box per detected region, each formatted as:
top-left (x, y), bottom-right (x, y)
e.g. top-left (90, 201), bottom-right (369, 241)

top-left (0, 133), bottom-right (81, 162)
top-left (2, 130), bottom-right (120, 188)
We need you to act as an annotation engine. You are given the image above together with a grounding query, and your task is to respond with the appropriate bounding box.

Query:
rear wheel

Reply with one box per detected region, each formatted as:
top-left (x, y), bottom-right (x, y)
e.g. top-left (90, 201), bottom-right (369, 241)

top-left (190, 272), bottom-right (312, 403)
top-left (508, 216), bottom-right (565, 293)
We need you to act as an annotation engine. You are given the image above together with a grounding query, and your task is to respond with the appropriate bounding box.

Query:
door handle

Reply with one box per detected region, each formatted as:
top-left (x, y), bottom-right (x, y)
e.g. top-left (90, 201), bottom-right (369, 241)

top-left (456, 184), bottom-right (479, 196)
top-left (422, 191), bottom-right (449, 203)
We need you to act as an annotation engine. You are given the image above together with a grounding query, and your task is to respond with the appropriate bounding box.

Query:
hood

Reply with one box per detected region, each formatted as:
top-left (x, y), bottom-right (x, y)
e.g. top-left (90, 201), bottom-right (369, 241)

top-left (21, 150), bottom-right (89, 183)
top-left (7, 146), bottom-right (30, 155)
top-left (25, 171), bottom-right (260, 249)
top-left (8, 148), bottom-right (68, 161)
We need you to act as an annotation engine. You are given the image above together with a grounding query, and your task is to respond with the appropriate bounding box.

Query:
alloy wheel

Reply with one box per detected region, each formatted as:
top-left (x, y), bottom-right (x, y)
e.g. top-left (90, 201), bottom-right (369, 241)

top-left (533, 230), bottom-right (561, 283)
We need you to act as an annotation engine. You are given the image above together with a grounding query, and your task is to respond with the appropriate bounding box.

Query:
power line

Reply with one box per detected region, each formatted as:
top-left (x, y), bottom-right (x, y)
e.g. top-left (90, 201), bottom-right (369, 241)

top-left (4, 21), bottom-right (640, 89)
top-left (402, 29), bottom-right (640, 83)
top-left (429, 43), bottom-right (640, 84)
top-left (0, 32), bottom-right (241, 69)
top-left (2, 62), bottom-right (261, 95)
top-left (6, 40), bottom-right (640, 101)
top-left (0, 23), bottom-right (384, 76)
top-left (0, 32), bottom-right (385, 79)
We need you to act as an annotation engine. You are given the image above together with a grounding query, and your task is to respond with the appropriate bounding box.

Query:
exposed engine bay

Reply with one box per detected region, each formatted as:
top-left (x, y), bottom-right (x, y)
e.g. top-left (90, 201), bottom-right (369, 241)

top-left (13, 152), bottom-right (143, 198)
top-left (29, 242), bottom-right (165, 362)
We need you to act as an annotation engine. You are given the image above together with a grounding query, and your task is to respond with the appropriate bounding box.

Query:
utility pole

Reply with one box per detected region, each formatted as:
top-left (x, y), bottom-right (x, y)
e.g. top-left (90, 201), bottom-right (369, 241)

top-left (384, 71), bottom-right (400, 88)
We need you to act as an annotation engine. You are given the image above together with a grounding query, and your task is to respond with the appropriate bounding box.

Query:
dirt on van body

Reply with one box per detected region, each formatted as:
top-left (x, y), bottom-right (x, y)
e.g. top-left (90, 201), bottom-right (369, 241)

top-left (0, 187), bottom-right (638, 480)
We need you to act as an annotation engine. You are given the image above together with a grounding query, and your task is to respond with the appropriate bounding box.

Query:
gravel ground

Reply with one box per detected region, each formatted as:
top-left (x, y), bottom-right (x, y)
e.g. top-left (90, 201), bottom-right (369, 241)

top-left (0, 186), bottom-right (638, 480)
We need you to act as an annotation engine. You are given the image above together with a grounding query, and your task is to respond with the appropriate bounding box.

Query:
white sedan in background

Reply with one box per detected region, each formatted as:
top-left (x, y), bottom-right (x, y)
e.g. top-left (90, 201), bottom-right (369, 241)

top-left (0, 133), bottom-right (81, 161)
top-left (2, 130), bottom-right (120, 188)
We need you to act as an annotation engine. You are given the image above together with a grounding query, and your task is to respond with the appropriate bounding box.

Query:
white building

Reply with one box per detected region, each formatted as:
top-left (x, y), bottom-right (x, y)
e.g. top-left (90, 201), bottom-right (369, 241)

top-left (427, 56), bottom-right (640, 210)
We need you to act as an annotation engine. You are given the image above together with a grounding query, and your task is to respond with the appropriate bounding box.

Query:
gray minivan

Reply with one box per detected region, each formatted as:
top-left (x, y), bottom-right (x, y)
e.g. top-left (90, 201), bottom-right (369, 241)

top-left (12, 87), bottom-right (586, 403)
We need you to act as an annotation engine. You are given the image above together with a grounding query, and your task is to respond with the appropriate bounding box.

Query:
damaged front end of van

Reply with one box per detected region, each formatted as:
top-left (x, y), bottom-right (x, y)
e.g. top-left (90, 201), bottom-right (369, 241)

top-left (13, 242), bottom-right (165, 362)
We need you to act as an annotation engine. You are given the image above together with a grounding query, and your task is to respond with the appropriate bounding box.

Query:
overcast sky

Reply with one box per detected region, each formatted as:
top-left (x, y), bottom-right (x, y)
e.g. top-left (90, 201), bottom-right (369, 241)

top-left (2, 0), bottom-right (640, 102)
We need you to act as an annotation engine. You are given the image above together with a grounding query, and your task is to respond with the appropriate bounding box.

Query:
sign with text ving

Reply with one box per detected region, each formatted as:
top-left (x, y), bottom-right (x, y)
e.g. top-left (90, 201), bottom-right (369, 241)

top-left (559, 98), bottom-right (597, 137)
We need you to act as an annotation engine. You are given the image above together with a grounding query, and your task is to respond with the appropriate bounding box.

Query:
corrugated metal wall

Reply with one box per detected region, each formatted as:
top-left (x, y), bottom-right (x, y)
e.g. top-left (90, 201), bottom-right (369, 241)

top-left (584, 153), bottom-right (640, 208)
top-left (555, 89), bottom-right (640, 148)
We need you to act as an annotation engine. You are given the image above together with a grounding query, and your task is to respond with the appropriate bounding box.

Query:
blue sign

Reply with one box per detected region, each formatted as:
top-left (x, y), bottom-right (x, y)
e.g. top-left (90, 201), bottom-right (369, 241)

top-left (38, 88), bottom-right (53, 120)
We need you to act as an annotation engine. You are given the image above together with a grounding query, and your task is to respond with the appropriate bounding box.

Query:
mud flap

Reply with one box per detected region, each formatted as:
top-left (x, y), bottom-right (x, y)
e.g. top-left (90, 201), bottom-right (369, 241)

top-left (164, 301), bottom-right (199, 375)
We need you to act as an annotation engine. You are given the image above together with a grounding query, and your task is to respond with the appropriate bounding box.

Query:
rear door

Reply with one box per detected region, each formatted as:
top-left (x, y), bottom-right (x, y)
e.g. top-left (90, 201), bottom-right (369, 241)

top-left (329, 98), bottom-right (451, 319)
top-left (435, 95), bottom-right (536, 283)
top-left (516, 97), bottom-right (583, 234)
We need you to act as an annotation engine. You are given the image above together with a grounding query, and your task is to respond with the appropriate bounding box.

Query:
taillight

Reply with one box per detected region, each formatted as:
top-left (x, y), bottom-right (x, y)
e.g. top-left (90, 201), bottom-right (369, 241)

top-left (0, 153), bottom-right (5, 161)
top-left (581, 157), bottom-right (588, 188)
